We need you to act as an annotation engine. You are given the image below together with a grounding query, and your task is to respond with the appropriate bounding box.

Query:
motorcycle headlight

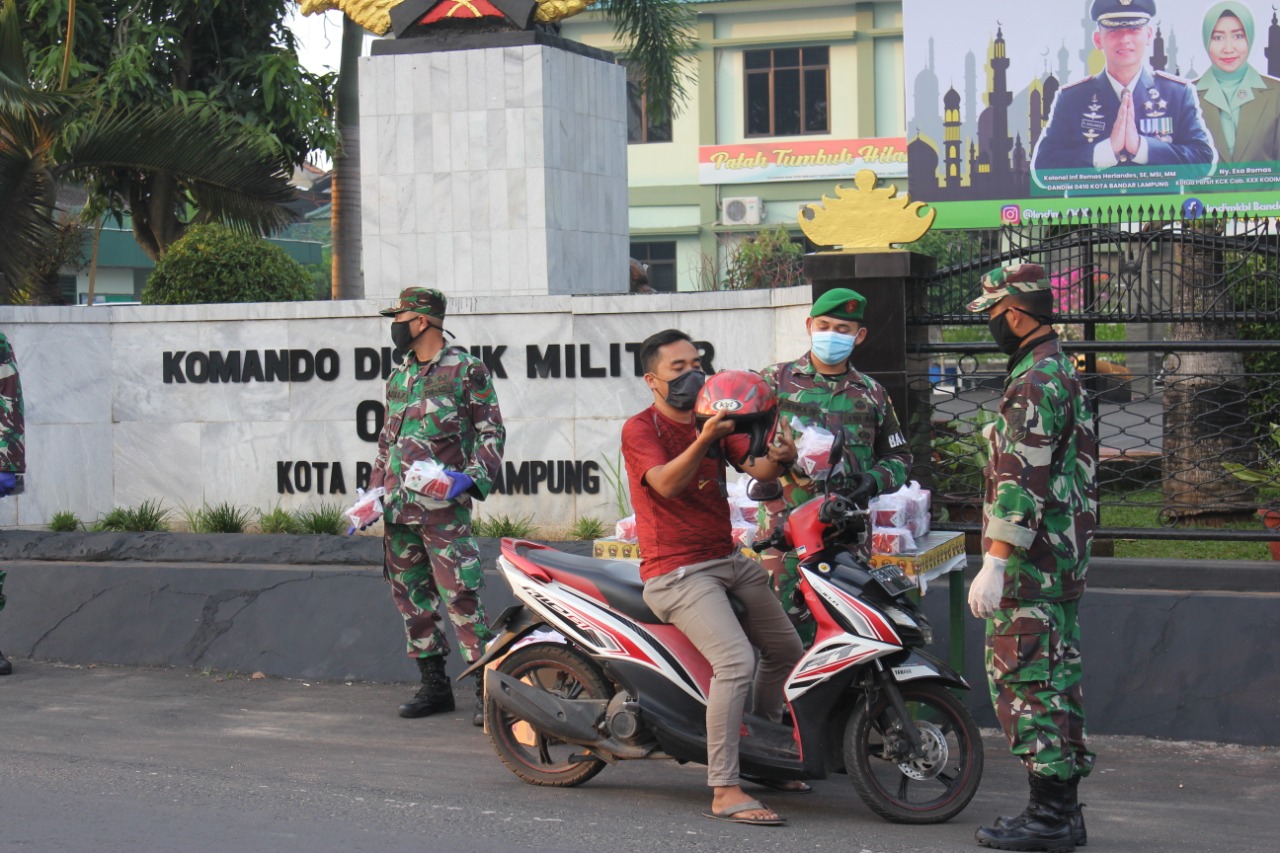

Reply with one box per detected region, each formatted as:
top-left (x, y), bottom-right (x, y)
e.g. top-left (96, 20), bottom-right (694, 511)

top-left (880, 605), bottom-right (932, 646)
top-left (880, 604), bottom-right (918, 629)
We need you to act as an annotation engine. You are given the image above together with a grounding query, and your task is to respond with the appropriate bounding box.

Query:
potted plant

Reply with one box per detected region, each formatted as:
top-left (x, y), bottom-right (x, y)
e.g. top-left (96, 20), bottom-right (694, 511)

top-left (1223, 423), bottom-right (1280, 560)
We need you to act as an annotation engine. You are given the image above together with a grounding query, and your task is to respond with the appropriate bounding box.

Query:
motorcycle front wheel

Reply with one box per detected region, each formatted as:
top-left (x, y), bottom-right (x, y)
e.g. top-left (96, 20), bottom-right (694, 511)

top-left (484, 643), bottom-right (612, 788)
top-left (843, 682), bottom-right (984, 824)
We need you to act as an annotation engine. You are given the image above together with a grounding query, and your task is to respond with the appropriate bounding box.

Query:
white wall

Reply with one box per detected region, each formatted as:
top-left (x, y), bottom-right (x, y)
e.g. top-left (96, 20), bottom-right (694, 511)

top-left (0, 291), bottom-right (812, 533)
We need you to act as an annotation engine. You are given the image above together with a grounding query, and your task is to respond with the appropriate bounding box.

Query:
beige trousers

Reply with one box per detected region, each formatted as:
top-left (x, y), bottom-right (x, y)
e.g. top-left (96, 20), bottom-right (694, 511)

top-left (643, 551), bottom-right (805, 787)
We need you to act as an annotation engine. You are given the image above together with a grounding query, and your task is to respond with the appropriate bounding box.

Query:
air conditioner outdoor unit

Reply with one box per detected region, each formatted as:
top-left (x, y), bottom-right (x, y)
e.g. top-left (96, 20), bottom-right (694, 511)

top-left (722, 196), bottom-right (764, 226)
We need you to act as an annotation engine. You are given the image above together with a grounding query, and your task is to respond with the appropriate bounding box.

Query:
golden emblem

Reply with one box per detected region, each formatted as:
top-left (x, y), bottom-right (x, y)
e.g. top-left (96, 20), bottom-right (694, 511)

top-left (301, 0), bottom-right (601, 36)
top-left (798, 170), bottom-right (936, 251)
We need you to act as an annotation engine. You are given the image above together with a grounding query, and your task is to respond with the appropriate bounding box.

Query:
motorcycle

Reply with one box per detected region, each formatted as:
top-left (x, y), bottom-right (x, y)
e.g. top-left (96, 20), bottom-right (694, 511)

top-left (461, 472), bottom-right (983, 823)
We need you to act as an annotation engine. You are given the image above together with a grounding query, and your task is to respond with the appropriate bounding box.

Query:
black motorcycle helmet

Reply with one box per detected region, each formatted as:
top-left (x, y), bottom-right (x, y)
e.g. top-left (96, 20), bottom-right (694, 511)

top-left (693, 369), bottom-right (779, 459)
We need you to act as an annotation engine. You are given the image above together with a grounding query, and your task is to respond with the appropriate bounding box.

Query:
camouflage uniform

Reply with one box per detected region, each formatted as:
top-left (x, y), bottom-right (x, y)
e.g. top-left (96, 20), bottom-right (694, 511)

top-left (370, 300), bottom-right (505, 666)
top-left (0, 331), bottom-right (26, 617)
top-left (757, 352), bottom-right (911, 636)
top-left (980, 330), bottom-right (1099, 782)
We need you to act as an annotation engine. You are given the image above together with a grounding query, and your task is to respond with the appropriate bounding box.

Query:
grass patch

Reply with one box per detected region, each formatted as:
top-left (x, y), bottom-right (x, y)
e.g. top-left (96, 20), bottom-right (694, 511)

top-left (1102, 489), bottom-right (1271, 561)
top-left (257, 504), bottom-right (301, 535)
top-left (294, 503), bottom-right (346, 535)
top-left (91, 500), bottom-right (170, 532)
top-left (49, 511), bottom-right (82, 532)
top-left (186, 502), bottom-right (254, 534)
top-left (569, 517), bottom-right (607, 541)
top-left (474, 514), bottom-right (538, 538)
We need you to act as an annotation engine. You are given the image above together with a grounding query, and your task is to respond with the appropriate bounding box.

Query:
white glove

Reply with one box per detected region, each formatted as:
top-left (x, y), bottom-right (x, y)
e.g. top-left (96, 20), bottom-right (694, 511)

top-left (968, 554), bottom-right (1007, 619)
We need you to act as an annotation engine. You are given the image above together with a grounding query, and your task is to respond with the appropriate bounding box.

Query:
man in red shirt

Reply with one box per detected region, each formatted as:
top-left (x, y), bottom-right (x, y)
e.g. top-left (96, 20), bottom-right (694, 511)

top-left (622, 329), bottom-right (806, 826)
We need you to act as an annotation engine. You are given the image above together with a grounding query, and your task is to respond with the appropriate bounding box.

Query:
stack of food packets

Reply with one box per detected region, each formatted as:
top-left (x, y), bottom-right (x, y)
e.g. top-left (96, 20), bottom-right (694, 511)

top-left (726, 479), bottom-right (761, 546)
top-left (868, 481), bottom-right (932, 555)
top-left (614, 515), bottom-right (638, 543)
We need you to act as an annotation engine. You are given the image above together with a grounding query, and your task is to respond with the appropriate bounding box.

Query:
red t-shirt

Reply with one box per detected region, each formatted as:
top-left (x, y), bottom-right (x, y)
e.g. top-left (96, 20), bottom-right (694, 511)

top-left (621, 406), bottom-right (751, 582)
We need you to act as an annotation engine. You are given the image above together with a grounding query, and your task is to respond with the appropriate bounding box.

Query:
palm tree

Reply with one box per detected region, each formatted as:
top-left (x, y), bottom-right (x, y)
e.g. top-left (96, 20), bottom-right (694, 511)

top-left (0, 0), bottom-right (301, 300)
top-left (323, 0), bottom-right (697, 298)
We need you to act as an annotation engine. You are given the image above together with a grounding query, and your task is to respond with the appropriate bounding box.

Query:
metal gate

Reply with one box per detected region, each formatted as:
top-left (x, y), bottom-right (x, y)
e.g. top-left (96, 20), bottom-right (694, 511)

top-left (907, 209), bottom-right (1280, 547)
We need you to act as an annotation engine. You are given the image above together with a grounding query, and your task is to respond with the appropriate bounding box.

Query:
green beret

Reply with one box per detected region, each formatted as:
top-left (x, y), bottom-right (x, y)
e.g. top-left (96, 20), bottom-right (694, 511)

top-left (966, 263), bottom-right (1049, 313)
top-left (378, 287), bottom-right (447, 319)
top-left (810, 288), bottom-right (866, 321)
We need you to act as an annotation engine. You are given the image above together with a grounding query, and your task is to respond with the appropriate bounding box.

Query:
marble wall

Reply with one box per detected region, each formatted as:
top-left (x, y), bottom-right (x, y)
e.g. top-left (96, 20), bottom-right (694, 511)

top-left (359, 42), bottom-right (630, 302)
top-left (0, 292), bottom-right (812, 532)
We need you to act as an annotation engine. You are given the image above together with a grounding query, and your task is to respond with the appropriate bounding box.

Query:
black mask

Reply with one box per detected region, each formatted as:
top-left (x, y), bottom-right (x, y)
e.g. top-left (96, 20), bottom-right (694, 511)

top-left (988, 309), bottom-right (1037, 355)
top-left (390, 319), bottom-right (426, 350)
top-left (662, 369), bottom-right (706, 411)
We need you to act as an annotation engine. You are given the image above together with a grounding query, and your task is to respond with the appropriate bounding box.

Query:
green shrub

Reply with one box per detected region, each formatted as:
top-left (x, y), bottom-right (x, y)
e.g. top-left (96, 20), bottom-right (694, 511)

top-left (474, 514), bottom-right (537, 538)
top-left (294, 503), bottom-right (346, 535)
top-left (90, 500), bottom-right (170, 532)
top-left (258, 504), bottom-right (301, 535)
top-left (723, 226), bottom-right (805, 291)
top-left (49, 510), bottom-right (82, 532)
top-left (187, 502), bottom-right (254, 534)
top-left (142, 223), bottom-right (313, 305)
top-left (569, 517), bottom-right (607, 541)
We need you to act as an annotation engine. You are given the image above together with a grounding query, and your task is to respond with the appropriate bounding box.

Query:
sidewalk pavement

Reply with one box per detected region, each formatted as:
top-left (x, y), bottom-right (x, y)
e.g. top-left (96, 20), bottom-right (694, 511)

top-left (1, 660), bottom-right (1275, 853)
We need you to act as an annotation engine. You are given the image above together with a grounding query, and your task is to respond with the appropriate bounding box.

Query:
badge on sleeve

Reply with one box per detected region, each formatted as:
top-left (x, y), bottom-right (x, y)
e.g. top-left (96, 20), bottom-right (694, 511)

top-left (1004, 400), bottom-right (1029, 444)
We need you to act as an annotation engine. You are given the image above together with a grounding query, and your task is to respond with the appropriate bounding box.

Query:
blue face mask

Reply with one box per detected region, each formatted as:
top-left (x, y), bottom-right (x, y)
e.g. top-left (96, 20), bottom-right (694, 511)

top-left (811, 330), bottom-right (856, 365)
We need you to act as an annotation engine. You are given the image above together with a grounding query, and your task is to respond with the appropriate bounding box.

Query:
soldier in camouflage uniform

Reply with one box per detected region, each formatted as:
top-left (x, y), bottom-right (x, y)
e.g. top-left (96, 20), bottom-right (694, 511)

top-left (0, 330), bottom-right (26, 677)
top-left (756, 288), bottom-right (911, 644)
top-left (966, 263), bottom-right (1098, 852)
top-left (365, 288), bottom-right (505, 725)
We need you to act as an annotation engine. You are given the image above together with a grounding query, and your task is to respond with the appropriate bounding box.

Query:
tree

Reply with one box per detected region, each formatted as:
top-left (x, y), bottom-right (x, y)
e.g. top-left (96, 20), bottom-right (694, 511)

top-left (18, 0), bottom-right (336, 260)
top-left (143, 222), bottom-right (312, 305)
top-left (1161, 220), bottom-right (1257, 525)
top-left (0, 0), bottom-right (315, 299)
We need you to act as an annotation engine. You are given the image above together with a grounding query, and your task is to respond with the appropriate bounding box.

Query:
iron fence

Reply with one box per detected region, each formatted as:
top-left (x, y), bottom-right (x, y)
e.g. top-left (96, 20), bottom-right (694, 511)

top-left (908, 208), bottom-right (1280, 544)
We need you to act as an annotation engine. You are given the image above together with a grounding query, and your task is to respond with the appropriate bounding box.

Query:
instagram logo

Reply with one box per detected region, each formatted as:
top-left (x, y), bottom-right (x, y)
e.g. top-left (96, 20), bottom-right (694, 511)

top-left (999, 205), bottom-right (1022, 225)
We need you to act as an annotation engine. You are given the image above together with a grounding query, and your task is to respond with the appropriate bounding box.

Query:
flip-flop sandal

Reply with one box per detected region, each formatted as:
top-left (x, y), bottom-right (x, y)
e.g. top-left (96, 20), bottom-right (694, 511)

top-left (702, 799), bottom-right (787, 826)
top-left (741, 774), bottom-right (813, 794)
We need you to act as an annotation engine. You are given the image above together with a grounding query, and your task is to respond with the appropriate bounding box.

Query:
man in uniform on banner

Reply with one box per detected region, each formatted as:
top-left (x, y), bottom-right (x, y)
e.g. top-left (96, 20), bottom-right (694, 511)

top-left (1032, 0), bottom-right (1216, 181)
top-left (365, 287), bottom-right (505, 726)
top-left (965, 263), bottom-right (1098, 851)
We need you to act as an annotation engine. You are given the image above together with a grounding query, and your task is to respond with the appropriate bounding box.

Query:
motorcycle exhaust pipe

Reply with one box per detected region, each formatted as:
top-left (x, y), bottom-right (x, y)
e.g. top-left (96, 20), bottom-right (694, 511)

top-left (485, 669), bottom-right (608, 746)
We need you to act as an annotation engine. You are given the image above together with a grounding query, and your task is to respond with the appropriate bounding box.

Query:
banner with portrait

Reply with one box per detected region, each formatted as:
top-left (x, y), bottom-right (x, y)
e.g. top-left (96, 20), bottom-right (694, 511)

top-left (904, 0), bottom-right (1280, 228)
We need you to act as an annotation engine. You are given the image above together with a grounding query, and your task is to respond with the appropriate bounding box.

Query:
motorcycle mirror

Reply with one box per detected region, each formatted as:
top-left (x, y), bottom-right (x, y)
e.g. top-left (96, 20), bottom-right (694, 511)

top-left (746, 478), bottom-right (783, 502)
top-left (824, 429), bottom-right (845, 496)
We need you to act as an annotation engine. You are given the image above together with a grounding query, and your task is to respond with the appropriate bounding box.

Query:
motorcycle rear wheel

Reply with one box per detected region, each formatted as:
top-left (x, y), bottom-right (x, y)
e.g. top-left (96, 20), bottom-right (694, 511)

top-left (843, 682), bottom-right (984, 824)
top-left (485, 643), bottom-right (612, 787)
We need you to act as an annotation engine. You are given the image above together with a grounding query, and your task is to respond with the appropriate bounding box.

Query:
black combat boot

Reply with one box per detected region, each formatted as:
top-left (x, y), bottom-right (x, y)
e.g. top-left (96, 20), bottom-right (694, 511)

top-left (398, 656), bottom-right (455, 718)
top-left (993, 775), bottom-right (1087, 847)
top-left (0, 649), bottom-right (11, 676)
top-left (976, 774), bottom-right (1076, 851)
top-left (472, 671), bottom-right (484, 727)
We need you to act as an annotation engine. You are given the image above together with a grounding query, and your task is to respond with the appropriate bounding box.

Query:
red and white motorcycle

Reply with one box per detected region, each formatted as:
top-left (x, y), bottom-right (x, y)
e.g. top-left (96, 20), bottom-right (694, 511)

top-left (462, 484), bottom-right (983, 823)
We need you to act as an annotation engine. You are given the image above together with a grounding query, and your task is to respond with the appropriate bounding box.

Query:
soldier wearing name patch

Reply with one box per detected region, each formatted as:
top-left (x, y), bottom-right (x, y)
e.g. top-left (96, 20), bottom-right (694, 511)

top-left (755, 288), bottom-right (911, 644)
top-left (1031, 0), bottom-right (1216, 182)
top-left (0, 330), bottom-right (25, 677)
top-left (965, 264), bottom-right (1099, 852)
top-left (364, 287), bottom-right (505, 726)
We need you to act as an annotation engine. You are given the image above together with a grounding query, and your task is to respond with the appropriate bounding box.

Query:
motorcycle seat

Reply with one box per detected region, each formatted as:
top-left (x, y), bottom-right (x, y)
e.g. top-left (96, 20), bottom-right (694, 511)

top-left (518, 547), bottom-right (661, 624)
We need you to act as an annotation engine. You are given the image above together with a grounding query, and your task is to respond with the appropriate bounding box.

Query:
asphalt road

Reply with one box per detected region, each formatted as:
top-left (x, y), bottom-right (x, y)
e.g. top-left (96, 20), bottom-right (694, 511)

top-left (1, 661), bottom-right (1275, 853)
